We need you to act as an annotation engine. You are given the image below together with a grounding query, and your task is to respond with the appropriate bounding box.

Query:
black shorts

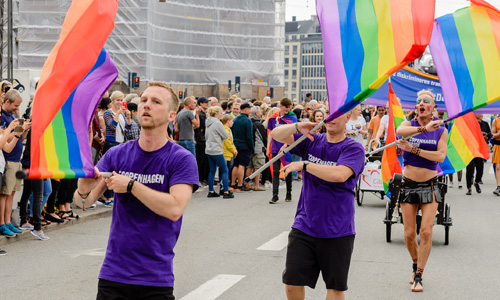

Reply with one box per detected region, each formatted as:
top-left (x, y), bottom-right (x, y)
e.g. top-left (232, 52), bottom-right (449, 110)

top-left (282, 228), bottom-right (355, 291)
top-left (400, 176), bottom-right (441, 204)
top-left (233, 147), bottom-right (252, 167)
top-left (97, 279), bottom-right (174, 300)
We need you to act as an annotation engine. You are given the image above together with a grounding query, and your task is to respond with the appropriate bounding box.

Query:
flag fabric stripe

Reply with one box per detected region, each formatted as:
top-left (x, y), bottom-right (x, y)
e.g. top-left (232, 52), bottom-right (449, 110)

top-left (430, 0), bottom-right (500, 120)
top-left (317, 0), bottom-right (435, 123)
top-left (438, 113), bottom-right (490, 175)
top-left (381, 84), bottom-right (402, 195)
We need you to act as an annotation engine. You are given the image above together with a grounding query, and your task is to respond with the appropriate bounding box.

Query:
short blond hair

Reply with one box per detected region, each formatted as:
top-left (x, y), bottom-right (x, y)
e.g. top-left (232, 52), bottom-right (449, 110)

top-left (110, 91), bottom-right (125, 100)
top-left (148, 81), bottom-right (180, 112)
top-left (221, 114), bottom-right (233, 124)
top-left (207, 106), bottom-right (222, 117)
top-left (4, 89), bottom-right (22, 103)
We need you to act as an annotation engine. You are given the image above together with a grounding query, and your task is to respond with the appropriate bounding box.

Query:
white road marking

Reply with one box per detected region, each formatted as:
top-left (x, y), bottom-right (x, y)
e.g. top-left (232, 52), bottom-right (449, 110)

top-left (257, 231), bottom-right (289, 251)
top-left (179, 274), bottom-right (245, 300)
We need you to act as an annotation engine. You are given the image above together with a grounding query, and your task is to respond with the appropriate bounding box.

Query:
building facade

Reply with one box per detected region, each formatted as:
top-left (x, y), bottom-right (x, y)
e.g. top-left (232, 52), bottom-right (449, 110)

top-left (284, 15), bottom-right (326, 104)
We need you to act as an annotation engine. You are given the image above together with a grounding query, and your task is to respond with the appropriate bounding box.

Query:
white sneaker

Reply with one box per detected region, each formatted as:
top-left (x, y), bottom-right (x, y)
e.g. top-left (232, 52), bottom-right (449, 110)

top-left (20, 223), bottom-right (34, 231)
top-left (449, 181), bottom-right (454, 188)
top-left (458, 181), bottom-right (463, 189)
top-left (31, 230), bottom-right (50, 241)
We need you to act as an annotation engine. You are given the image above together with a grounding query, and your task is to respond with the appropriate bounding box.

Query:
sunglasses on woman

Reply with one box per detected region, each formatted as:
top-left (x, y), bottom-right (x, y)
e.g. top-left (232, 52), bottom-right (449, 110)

top-left (416, 97), bottom-right (431, 104)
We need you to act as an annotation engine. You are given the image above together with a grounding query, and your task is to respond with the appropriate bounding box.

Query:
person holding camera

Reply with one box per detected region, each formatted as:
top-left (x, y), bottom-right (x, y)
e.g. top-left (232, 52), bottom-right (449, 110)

top-left (0, 90), bottom-right (31, 238)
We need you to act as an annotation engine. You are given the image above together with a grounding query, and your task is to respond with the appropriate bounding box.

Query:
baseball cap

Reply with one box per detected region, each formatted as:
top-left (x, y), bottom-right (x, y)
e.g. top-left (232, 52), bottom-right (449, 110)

top-left (197, 97), bottom-right (209, 105)
top-left (240, 103), bottom-right (251, 110)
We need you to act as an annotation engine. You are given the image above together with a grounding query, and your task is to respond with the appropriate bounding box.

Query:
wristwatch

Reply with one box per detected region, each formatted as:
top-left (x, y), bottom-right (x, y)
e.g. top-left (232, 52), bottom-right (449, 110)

top-left (303, 161), bottom-right (310, 171)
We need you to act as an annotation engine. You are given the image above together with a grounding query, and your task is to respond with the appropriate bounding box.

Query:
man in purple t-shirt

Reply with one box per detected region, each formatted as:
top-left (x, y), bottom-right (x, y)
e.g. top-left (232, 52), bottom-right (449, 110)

top-left (76, 82), bottom-right (199, 300)
top-left (271, 113), bottom-right (365, 300)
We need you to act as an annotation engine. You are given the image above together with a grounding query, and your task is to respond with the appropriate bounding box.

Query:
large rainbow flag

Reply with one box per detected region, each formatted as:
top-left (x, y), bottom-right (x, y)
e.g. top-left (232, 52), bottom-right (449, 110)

top-left (317, 0), bottom-right (435, 123)
top-left (381, 83), bottom-right (403, 195)
top-left (438, 113), bottom-right (490, 176)
top-left (430, 0), bottom-right (500, 121)
top-left (29, 0), bottom-right (119, 179)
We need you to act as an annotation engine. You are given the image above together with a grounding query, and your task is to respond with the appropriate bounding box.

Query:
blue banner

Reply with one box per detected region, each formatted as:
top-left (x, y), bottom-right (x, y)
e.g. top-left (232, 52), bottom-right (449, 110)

top-left (365, 67), bottom-right (500, 114)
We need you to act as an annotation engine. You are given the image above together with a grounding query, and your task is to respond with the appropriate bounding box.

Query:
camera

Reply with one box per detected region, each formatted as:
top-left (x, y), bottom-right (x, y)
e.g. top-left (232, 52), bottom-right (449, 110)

top-left (4, 86), bottom-right (10, 93)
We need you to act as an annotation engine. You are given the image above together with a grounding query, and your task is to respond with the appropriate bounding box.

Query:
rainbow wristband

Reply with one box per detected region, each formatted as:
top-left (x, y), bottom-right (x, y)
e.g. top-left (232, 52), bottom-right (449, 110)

top-left (295, 123), bottom-right (299, 133)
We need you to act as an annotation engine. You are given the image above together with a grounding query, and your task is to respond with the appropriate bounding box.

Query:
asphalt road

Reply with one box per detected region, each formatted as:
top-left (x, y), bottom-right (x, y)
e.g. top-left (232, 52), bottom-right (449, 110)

top-left (1, 162), bottom-right (500, 300)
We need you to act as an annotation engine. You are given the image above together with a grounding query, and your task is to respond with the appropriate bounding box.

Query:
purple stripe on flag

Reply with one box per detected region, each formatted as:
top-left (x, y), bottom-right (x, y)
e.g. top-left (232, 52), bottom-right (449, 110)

top-left (316, 0), bottom-right (348, 113)
top-left (429, 20), bottom-right (462, 118)
top-left (71, 49), bottom-right (118, 177)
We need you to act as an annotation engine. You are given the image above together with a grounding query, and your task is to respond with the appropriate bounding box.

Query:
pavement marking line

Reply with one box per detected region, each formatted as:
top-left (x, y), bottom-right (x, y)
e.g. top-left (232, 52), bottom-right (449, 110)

top-left (257, 231), bottom-right (289, 251)
top-left (179, 274), bottom-right (245, 300)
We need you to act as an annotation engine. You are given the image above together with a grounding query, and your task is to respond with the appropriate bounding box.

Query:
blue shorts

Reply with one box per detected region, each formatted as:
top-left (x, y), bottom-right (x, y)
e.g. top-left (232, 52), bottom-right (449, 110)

top-left (234, 147), bottom-right (252, 167)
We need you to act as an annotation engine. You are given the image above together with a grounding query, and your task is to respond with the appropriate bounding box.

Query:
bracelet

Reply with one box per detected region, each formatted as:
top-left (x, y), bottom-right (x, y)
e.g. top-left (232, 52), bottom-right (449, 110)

top-left (77, 190), bottom-right (91, 212)
top-left (295, 123), bottom-right (299, 133)
top-left (127, 179), bottom-right (135, 193)
top-left (417, 126), bottom-right (427, 133)
top-left (410, 147), bottom-right (421, 156)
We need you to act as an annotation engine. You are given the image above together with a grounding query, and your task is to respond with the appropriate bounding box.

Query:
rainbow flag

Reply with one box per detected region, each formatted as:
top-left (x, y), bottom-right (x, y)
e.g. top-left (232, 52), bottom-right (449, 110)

top-left (438, 113), bottom-right (490, 176)
top-left (29, 0), bottom-right (118, 179)
top-left (430, 0), bottom-right (500, 121)
top-left (381, 84), bottom-right (403, 195)
top-left (317, 0), bottom-right (435, 123)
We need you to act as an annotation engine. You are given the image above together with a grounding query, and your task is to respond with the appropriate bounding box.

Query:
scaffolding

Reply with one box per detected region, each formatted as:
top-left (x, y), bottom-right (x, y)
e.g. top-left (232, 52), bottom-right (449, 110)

top-left (15, 0), bottom-right (285, 86)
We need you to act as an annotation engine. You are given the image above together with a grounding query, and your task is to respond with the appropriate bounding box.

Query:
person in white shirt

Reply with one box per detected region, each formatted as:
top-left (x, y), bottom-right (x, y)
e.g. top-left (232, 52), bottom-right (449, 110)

top-left (345, 105), bottom-right (367, 144)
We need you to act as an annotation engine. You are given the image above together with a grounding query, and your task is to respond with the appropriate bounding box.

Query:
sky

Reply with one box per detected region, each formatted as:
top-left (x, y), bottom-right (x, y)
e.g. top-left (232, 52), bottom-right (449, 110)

top-left (285, 0), bottom-right (500, 21)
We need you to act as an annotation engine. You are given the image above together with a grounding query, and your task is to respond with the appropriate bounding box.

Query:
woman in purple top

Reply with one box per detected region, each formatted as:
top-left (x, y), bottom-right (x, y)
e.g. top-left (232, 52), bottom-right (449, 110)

top-left (396, 90), bottom-right (448, 293)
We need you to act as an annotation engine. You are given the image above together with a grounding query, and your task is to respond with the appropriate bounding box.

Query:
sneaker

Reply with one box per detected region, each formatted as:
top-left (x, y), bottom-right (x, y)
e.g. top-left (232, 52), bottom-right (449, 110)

top-left (222, 191), bottom-right (234, 199)
top-left (0, 224), bottom-right (16, 238)
top-left (466, 189), bottom-right (472, 196)
top-left (265, 182), bottom-right (272, 189)
top-left (448, 181), bottom-right (454, 188)
top-left (7, 223), bottom-right (23, 234)
top-left (285, 192), bottom-right (292, 202)
top-left (30, 230), bottom-right (50, 241)
top-left (474, 183), bottom-right (481, 194)
top-left (19, 223), bottom-right (34, 231)
top-left (97, 198), bottom-right (107, 204)
top-left (89, 204), bottom-right (97, 210)
top-left (478, 181), bottom-right (484, 184)
top-left (458, 181), bottom-right (463, 189)
top-left (0, 248), bottom-right (7, 256)
top-left (494, 187), bottom-right (500, 196)
top-left (207, 191), bottom-right (220, 198)
top-left (104, 200), bottom-right (114, 208)
top-left (269, 195), bottom-right (279, 204)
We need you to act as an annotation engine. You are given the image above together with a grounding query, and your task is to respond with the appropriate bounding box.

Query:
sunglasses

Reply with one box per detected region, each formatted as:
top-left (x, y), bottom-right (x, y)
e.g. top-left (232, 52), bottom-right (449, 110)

top-left (416, 98), bottom-right (431, 104)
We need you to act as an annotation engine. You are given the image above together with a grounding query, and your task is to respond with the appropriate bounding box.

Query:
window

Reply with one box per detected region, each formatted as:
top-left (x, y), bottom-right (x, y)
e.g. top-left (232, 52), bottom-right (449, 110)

top-left (293, 45), bottom-right (297, 55)
top-left (285, 70), bottom-right (289, 78)
top-left (285, 45), bottom-right (289, 55)
top-left (292, 82), bottom-right (297, 90)
top-left (285, 58), bottom-right (289, 67)
top-left (293, 57), bottom-right (297, 66)
top-left (292, 70), bottom-right (297, 79)
top-left (285, 82), bottom-right (289, 90)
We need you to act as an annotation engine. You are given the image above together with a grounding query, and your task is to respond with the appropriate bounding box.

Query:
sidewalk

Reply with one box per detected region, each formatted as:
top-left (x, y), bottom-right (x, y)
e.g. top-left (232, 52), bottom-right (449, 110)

top-left (0, 202), bottom-right (112, 247)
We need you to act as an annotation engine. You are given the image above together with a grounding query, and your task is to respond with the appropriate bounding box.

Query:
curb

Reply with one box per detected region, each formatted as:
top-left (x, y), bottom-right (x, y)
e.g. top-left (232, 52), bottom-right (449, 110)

top-left (0, 206), bottom-right (112, 247)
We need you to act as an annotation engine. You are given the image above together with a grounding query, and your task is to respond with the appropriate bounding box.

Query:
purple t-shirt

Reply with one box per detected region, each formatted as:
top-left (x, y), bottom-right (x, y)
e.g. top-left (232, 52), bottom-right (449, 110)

top-left (403, 118), bottom-right (445, 170)
top-left (290, 133), bottom-right (365, 238)
top-left (96, 139), bottom-right (199, 287)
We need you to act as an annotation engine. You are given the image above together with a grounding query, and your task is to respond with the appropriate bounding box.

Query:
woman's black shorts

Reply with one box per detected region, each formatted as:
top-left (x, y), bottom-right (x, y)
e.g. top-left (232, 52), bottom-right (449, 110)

top-left (282, 228), bottom-right (355, 291)
top-left (399, 176), bottom-right (441, 204)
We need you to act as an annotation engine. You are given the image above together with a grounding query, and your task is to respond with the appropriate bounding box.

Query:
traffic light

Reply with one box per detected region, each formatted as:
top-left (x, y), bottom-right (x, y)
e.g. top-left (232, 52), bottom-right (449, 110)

top-left (266, 90), bottom-right (271, 97)
top-left (132, 73), bottom-right (140, 88)
top-left (178, 91), bottom-right (184, 100)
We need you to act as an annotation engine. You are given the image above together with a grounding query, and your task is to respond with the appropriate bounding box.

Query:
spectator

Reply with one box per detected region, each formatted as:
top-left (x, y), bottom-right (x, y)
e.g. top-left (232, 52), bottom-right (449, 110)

top-left (263, 96), bottom-right (271, 105)
top-left (362, 105), bottom-right (372, 123)
top-left (176, 97), bottom-right (200, 156)
top-left (345, 105), bottom-right (367, 144)
top-left (230, 103), bottom-right (254, 192)
top-left (232, 103), bottom-right (241, 117)
top-left (0, 90), bottom-right (29, 237)
top-left (125, 103), bottom-right (140, 140)
top-left (205, 106), bottom-right (233, 198)
top-left (267, 98), bottom-right (297, 204)
top-left (221, 101), bottom-right (229, 113)
top-left (98, 97), bottom-right (111, 137)
top-left (195, 97), bottom-right (210, 186)
top-left (466, 114), bottom-right (491, 195)
top-left (208, 97), bottom-right (219, 107)
top-left (311, 109), bottom-right (326, 133)
top-left (91, 108), bottom-right (105, 165)
top-left (124, 93), bottom-right (138, 103)
top-left (302, 105), bottom-right (313, 122)
top-left (303, 92), bottom-right (312, 104)
top-left (365, 106), bottom-right (386, 151)
top-left (0, 80), bottom-right (13, 106)
top-left (221, 114), bottom-right (237, 192)
top-left (245, 106), bottom-right (267, 191)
